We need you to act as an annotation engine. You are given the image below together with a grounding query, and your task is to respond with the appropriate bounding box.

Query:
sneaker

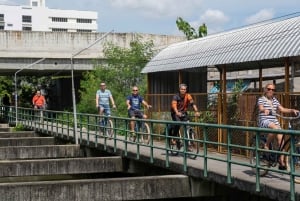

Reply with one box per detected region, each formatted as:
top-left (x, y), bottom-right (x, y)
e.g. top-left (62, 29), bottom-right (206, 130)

top-left (278, 165), bottom-right (287, 170)
top-left (130, 132), bottom-right (136, 142)
top-left (187, 145), bottom-right (194, 152)
top-left (170, 139), bottom-right (176, 145)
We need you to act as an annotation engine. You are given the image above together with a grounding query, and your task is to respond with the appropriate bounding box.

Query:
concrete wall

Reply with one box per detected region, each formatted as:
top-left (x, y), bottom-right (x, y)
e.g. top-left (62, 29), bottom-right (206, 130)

top-left (0, 31), bottom-right (185, 75)
top-left (0, 31), bottom-right (185, 58)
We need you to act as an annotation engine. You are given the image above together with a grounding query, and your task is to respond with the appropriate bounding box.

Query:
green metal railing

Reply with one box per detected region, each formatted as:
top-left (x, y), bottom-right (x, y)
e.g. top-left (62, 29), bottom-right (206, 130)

top-left (2, 106), bottom-right (300, 201)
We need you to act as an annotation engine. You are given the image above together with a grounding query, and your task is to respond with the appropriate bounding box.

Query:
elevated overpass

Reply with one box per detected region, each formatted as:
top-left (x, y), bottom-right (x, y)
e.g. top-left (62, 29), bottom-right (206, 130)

top-left (0, 31), bottom-right (185, 110)
top-left (0, 31), bottom-right (185, 76)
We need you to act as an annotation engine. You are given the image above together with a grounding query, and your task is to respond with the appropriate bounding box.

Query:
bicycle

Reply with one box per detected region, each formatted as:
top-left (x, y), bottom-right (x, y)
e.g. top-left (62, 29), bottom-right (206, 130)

top-left (99, 110), bottom-right (114, 138)
top-left (128, 108), bottom-right (150, 144)
top-left (167, 114), bottom-right (199, 159)
top-left (249, 111), bottom-right (300, 181)
top-left (33, 105), bottom-right (44, 123)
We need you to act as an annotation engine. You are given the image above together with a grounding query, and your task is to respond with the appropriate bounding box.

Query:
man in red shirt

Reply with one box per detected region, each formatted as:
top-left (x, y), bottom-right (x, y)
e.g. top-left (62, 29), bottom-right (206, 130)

top-left (169, 84), bottom-right (200, 145)
top-left (32, 90), bottom-right (46, 109)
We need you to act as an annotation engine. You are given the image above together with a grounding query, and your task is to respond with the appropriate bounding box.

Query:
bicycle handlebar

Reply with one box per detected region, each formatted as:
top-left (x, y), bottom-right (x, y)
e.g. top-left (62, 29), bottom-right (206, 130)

top-left (270, 110), bottom-right (300, 120)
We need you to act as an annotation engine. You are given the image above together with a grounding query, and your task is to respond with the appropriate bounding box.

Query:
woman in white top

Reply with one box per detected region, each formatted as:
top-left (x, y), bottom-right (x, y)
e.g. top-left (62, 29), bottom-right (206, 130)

top-left (257, 83), bottom-right (299, 170)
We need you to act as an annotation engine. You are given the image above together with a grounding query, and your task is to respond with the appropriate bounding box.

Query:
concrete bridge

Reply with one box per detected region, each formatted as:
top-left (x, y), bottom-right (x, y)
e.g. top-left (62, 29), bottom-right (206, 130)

top-left (3, 108), bottom-right (300, 201)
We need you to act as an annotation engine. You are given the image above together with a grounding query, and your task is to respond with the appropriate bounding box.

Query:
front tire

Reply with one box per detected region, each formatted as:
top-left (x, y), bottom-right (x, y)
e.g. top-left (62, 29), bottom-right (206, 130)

top-left (186, 129), bottom-right (199, 160)
top-left (105, 119), bottom-right (114, 138)
top-left (249, 137), bottom-right (269, 176)
top-left (140, 122), bottom-right (150, 144)
top-left (168, 131), bottom-right (181, 156)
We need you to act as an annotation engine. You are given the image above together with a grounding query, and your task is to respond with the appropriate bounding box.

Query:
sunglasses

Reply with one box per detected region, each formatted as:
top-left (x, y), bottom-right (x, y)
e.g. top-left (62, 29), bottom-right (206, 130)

top-left (267, 88), bottom-right (275, 91)
top-left (132, 90), bottom-right (138, 91)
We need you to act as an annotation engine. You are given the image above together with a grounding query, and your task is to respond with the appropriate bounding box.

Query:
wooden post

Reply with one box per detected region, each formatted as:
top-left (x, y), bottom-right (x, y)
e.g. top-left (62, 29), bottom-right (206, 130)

top-left (259, 66), bottom-right (263, 92)
top-left (284, 58), bottom-right (291, 126)
top-left (218, 65), bottom-right (227, 152)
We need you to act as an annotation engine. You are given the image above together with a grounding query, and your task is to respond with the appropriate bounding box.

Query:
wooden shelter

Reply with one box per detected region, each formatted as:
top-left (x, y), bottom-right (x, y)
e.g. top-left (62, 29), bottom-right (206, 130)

top-left (142, 15), bottom-right (300, 124)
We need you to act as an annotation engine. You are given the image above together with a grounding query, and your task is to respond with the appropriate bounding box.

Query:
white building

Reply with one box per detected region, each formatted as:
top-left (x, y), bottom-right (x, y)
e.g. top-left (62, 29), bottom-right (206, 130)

top-left (0, 0), bottom-right (97, 32)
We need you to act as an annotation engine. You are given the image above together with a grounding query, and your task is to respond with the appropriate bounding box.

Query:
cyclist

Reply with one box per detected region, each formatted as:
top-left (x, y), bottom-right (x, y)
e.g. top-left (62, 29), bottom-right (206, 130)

top-left (169, 83), bottom-right (200, 147)
top-left (96, 82), bottom-right (116, 126)
top-left (126, 86), bottom-right (151, 135)
top-left (32, 90), bottom-right (46, 122)
top-left (257, 83), bottom-right (299, 170)
top-left (32, 90), bottom-right (46, 109)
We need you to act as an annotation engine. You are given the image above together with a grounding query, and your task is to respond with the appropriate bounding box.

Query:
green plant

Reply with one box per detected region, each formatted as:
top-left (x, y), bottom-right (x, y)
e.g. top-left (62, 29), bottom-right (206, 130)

top-left (176, 17), bottom-right (207, 40)
top-left (13, 124), bottom-right (25, 131)
top-left (198, 111), bottom-right (216, 123)
top-left (78, 37), bottom-right (155, 117)
top-left (227, 79), bottom-right (244, 124)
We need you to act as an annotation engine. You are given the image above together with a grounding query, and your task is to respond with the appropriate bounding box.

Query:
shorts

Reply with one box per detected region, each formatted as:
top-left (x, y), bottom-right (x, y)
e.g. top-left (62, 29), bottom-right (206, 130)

top-left (258, 119), bottom-right (281, 129)
top-left (98, 104), bottom-right (111, 116)
top-left (35, 105), bottom-right (45, 110)
top-left (128, 109), bottom-right (143, 118)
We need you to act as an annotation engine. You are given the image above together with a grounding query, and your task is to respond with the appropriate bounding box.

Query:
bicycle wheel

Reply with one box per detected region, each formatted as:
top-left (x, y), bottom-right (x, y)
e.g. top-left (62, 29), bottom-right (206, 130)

top-left (128, 128), bottom-right (136, 142)
top-left (139, 122), bottom-right (150, 144)
top-left (105, 119), bottom-right (114, 138)
top-left (126, 121), bottom-right (135, 142)
top-left (99, 119), bottom-right (105, 135)
top-left (282, 138), bottom-right (300, 184)
top-left (168, 130), bottom-right (181, 156)
top-left (249, 137), bottom-right (269, 176)
top-left (186, 128), bottom-right (199, 159)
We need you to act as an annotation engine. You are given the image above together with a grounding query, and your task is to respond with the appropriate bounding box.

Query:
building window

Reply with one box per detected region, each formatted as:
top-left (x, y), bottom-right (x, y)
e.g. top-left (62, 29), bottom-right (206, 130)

top-left (31, 1), bottom-right (38, 6)
top-left (77, 29), bottom-right (92, 32)
top-left (0, 26), bottom-right (4, 30)
top-left (7, 23), bottom-right (13, 27)
top-left (0, 14), bottom-right (4, 22)
top-left (52, 28), bottom-right (68, 32)
top-left (22, 15), bottom-right (32, 23)
top-left (76, 18), bottom-right (92, 23)
top-left (22, 26), bottom-right (32, 31)
top-left (52, 17), bottom-right (68, 22)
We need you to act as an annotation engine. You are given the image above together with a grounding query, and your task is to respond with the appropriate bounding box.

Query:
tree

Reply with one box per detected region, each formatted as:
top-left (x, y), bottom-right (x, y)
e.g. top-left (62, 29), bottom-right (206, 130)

top-left (77, 37), bottom-right (155, 116)
top-left (176, 17), bottom-right (207, 40)
top-left (198, 23), bottom-right (207, 37)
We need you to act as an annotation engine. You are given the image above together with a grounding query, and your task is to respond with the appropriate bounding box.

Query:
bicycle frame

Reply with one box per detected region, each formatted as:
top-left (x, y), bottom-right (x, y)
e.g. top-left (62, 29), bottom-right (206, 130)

top-left (128, 108), bottom-right (150, 144)
top-left (98, 109), bottom-right (115, 138)
top-left (168, 114), bottom-right (199, 159)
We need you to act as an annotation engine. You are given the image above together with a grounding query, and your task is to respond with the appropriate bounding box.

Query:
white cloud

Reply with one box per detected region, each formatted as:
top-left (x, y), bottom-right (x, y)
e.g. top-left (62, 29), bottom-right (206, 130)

top-left (109, 0), bottom-right (204, 18)
top-left (190, 9), bottom-right (230, 34)
top-left (245, 9), bottom-right (275, 25)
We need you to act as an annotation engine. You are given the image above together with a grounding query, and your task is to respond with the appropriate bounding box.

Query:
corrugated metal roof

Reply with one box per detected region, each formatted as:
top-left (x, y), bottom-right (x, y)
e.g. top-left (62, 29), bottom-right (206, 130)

top-left (142, 15), bottom-right (300, 73)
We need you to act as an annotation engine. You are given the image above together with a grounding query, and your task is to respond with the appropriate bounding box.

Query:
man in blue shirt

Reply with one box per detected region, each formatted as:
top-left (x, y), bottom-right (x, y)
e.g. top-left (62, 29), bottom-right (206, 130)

top-left (96, 82), bottom-right (116, 121)
top-left (126, 86), bottom-right (151, 133)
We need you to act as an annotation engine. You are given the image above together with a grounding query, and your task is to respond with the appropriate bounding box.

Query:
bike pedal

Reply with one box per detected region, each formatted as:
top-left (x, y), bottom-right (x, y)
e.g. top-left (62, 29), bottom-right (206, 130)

top-left (176, 141), bottom-right (182, 149)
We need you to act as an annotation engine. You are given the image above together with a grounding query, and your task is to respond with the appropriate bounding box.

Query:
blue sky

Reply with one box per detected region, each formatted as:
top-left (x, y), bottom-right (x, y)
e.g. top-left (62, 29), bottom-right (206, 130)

top-left (2, 0), bottom-right (300, 35)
